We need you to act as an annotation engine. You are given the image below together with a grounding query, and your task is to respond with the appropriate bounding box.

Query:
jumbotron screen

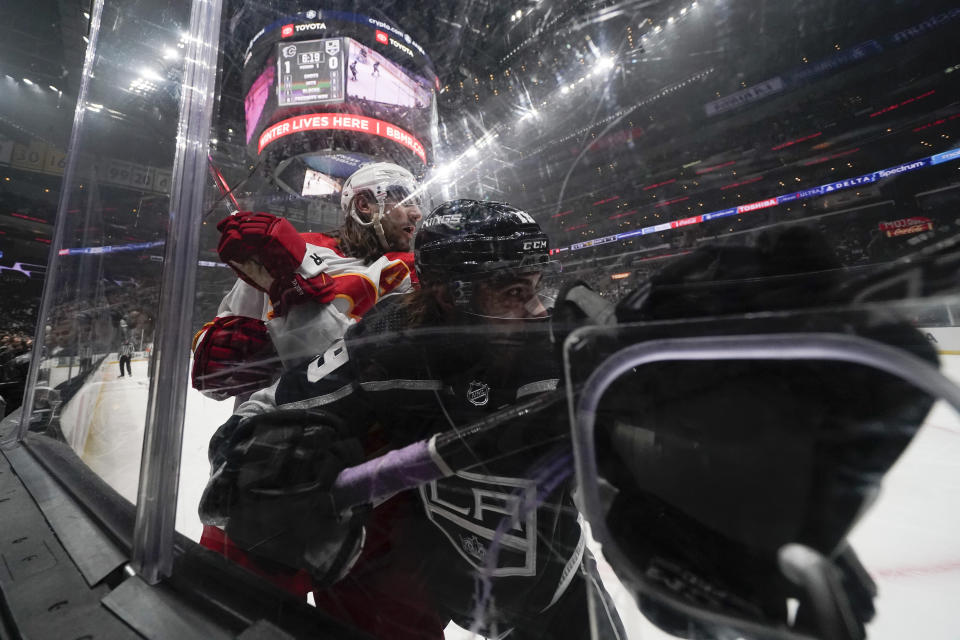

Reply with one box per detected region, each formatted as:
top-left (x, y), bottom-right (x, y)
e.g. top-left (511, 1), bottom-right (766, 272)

top-left (241, 10), bottom-right (438, 198)
top-left (277, 38), bottom-right (345, 107)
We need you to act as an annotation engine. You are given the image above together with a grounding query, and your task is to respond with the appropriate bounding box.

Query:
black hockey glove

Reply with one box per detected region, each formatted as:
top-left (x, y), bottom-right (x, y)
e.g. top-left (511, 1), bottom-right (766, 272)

top-left (579, 226), bottom-right (938, 640)
top-left (199, 409), bottom-right (367, 585)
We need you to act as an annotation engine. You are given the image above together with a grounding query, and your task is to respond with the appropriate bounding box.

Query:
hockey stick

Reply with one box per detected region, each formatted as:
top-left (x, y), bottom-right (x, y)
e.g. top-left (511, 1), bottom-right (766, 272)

top-left (203, 155), bottom-right (265, 219)
top-left (329, 387), bottom-right (569, 512)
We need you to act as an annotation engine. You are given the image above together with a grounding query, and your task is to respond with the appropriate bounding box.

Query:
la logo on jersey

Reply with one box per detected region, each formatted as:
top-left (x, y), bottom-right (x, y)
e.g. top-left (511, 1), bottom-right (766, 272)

top-left (467, 380), bottom-right (489, 406)
top-left (420, 471), bottom-right (537, 577)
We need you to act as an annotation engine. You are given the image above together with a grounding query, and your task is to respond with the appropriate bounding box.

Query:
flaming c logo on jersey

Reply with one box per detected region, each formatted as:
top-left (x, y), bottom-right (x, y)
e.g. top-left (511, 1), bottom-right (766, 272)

top-left (281, 24), bottom-right (294, 38)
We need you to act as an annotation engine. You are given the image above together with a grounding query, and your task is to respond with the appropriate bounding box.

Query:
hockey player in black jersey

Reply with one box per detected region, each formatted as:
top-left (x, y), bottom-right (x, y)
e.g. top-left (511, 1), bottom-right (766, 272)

top-left (200, 200), bottom-right (604, 639)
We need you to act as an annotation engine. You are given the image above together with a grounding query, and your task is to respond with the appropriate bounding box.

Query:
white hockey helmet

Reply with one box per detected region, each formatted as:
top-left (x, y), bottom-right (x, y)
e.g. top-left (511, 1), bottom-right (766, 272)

top-left (340, 162), bottom-right (420, 251)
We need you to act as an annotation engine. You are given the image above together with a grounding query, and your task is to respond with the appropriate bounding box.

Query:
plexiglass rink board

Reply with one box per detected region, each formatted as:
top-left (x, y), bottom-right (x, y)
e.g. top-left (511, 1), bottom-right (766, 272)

top-left (19, 0), bottom-right (192, 499)
top-left (15, 0), bottom-right (960, 638)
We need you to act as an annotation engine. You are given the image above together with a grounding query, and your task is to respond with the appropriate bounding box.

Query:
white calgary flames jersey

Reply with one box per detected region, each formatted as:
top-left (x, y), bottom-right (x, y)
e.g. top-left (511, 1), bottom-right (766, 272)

top-left (209, 233), bottom-right (416, 368)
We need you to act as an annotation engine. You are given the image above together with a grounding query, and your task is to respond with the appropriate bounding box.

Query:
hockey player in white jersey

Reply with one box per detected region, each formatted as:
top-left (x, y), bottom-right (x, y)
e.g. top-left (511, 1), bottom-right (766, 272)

top-left (191, 162), bottom-right (423, 401)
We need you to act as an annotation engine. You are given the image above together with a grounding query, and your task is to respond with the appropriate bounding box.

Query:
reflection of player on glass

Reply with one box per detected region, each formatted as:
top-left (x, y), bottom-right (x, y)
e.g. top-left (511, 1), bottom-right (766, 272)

top-left (372, 61), bottom-right (380, 77)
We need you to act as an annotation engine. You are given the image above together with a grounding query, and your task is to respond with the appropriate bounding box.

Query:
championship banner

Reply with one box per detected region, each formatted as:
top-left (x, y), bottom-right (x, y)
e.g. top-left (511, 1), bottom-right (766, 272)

top-left (0, 137), bottom-right (15, 165)
top-left (10, 141), bottom-right (48, 171)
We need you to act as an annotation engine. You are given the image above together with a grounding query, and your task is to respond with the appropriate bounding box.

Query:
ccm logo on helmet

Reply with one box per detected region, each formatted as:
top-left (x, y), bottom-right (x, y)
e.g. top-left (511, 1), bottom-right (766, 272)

top-left (523, 240), bottom-right (547, 250)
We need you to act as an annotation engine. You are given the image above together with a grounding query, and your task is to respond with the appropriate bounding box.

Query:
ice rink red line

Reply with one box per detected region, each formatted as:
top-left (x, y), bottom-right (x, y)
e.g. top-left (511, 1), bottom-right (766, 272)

top-left (873, 559), bottom-right (960, 579)
top-left (927, 424), bottom-right (960, 436)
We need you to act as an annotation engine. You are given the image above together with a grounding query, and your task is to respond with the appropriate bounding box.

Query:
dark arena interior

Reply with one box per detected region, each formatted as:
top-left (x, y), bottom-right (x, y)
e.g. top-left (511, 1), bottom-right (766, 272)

top-left (2, 1), bottom-right (960, 639)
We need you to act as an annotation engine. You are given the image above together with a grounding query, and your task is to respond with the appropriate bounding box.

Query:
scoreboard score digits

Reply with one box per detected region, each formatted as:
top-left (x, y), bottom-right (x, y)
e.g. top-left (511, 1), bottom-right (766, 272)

top-left (277, 37), bottom-right (344, 106)
top-left (299, 51), bottom-right (322, 65)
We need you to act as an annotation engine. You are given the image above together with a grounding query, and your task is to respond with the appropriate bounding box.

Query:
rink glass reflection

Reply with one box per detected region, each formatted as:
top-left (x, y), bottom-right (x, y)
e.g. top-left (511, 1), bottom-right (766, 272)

top-left (3, 0), bottom-right (960, 638)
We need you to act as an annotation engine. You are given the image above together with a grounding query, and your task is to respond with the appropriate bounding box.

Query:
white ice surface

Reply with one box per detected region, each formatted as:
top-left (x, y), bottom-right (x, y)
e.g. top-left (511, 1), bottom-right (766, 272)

top-left (56, 351), bottom-right (960, 639)
top-left (57, 354), bottom-right (233, 541)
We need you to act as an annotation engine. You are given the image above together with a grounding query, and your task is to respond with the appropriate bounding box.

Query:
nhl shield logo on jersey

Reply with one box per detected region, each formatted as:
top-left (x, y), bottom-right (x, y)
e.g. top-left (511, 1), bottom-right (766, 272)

top-left (467, 380), bottom-right (490, 406)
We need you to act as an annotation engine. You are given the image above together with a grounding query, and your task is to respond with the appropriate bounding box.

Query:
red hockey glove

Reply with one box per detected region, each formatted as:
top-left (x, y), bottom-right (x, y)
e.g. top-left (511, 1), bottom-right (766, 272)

top-left (267, 272), bottom-right (337, 316)
top-left (192, 316), bottom-right (281, 400)
top-left (217, 212), bottom-right (307, 279)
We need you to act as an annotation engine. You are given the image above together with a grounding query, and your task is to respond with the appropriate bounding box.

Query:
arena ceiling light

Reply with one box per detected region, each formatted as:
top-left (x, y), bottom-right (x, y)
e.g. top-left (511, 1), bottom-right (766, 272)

top-left (140, 68), bottom-right (164, 82)
top-left (519, 108), bottom-right (539, 122)
top-left (432, 163), bottom-right (455, 180)
top-left (595, 56), bottom-right (616, 74)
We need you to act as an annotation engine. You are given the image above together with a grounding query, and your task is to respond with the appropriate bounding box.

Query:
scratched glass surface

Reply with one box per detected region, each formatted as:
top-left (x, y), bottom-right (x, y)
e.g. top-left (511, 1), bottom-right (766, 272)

top-left (7, 1), bottom-right (960, 638)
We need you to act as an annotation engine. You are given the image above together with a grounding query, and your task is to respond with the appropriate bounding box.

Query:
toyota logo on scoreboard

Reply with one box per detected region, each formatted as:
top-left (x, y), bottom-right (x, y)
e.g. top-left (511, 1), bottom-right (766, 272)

top-left (375, 30), bottom-right (389, 44)
top-left (281, 24), bottom-right (294, 38)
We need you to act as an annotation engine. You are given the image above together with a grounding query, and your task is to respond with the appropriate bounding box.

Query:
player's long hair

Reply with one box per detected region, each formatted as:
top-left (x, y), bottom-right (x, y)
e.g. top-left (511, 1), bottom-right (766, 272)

top-left (337, 193), bottom-right (384, 264)
top-left (401, 281), bottom-right (453, 328)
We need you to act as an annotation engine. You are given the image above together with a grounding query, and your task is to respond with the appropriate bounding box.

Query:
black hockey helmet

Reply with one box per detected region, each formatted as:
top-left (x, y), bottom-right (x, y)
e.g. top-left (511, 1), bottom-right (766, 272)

top-left (414, 199), bottom-right (553, 286)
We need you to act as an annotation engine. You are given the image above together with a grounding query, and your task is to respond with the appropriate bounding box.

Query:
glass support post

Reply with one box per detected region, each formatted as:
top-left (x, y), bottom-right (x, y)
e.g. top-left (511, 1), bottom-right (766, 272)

top-left (131, 0), bottom-right (223, 585)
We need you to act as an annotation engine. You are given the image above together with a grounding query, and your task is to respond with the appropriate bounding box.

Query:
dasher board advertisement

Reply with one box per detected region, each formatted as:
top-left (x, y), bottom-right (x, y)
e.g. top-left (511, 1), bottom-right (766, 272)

top-left (277, 38), bottom-right (344, 107)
